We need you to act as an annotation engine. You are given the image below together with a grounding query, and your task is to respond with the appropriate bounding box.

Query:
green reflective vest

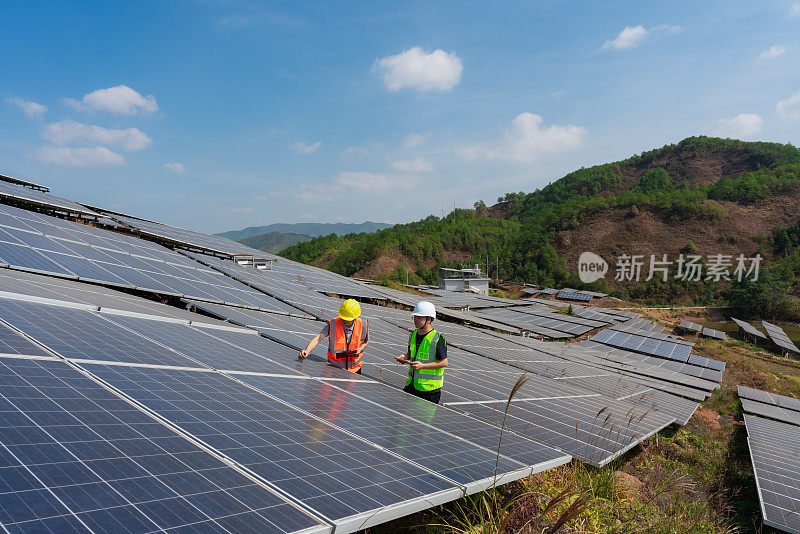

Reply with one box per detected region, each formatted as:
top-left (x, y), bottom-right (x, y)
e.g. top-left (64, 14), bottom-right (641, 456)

top-left (405, 329), bottom-right (445, 392)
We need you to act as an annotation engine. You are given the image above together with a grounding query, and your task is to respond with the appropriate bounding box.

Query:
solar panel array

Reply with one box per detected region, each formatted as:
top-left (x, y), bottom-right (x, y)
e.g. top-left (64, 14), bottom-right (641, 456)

top-left (0, 356), bottom-right (326, 534)
top-left (556, 289), bottom-right (594, 302)
top-left (0, 190), bottom-right (736, 530)
top-left (469, 306), bottom-right (603, 339)
top-left (679, 320), bottom-right (702, 333)
top-left (99, 211), bottom-right (264, 257)
top-left (0, 289), bottom-right (571, 532)
top-left (591, 328), bottom-right (695, 363)
top-left (0, 179), bottom-right (99, 218)
top-left (0, 172), bottom-right (49, 191)
top-left (740, 386), bottom-right (800, 533)
top-left (762, 320), bottom-right (800, 355)
top-left (0, 203), bottom-right (294, 311)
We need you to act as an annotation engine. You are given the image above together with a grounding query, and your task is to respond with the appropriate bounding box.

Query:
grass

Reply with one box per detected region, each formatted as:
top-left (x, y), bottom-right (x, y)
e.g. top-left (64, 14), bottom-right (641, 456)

top-left (367, 336), bottom-right (800, 533)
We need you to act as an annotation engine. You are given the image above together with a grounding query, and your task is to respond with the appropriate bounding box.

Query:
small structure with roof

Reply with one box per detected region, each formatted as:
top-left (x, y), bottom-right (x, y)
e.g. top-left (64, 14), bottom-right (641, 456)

top-left (438, 265), bottom-right (490, 295)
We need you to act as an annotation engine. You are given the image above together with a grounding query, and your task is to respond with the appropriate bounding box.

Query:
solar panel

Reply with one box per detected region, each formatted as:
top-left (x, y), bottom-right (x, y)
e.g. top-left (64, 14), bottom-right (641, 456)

top-left (731, 318), bottom-right (768, 341)
top-left (739, 385), bottom-right (800, 413)
top-left (453, 396), bottom-right (674, 467)
top-left (590, 328), bottom-right (723, 370)
top-left (556, 290), bottom-right (593, 302)
top-left (679, 320), bottom-right (702, 333)
top-left (0, 172), bottom-right (49, 191)
top-left (0, 297), bottom-right (197, 367)
top-left (0, 355), bottom-right (327, 534)
top-left (231, 373), bottom-right (541, 487)
top-left (102, 211), bottom-right (264, 257)
top-left (700, 327), bottom-right (727, 340)
top-left (744, 415), bottom-right (800, 534)
top-left (762, 320), bottom-right (800, 355)
top-left (0, 180), bottom-right (99, 217)
top-left (741, 398), bottom-right (800, 426)
top-left (80, 362), bottom-right (468, 531)
top-left (0, 203), bottom-right (306, 311)
top-left (0, 321), bottom-right (52, 357)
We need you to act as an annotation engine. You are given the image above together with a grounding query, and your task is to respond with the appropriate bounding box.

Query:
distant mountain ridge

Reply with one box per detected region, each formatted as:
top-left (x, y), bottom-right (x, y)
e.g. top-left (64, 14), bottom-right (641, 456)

top-left (238, 232), bottom-right (312, 254)
top-left (216, 221), bottom-right (393, 242)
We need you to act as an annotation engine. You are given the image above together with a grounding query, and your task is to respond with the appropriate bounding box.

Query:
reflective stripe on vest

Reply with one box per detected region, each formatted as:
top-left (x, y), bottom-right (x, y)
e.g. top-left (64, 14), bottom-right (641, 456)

top-left (405, 329), bottom-right (444, 392)
top-left (327, 317), bottom-right (364, 373)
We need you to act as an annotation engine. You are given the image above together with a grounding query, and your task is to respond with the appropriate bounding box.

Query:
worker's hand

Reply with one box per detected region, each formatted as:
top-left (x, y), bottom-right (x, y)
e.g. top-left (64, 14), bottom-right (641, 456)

top-left (410, 361), bottom-right (426, 371)
top-left (395, 356), bottom-right (409, 364)
top-left (299, 350), bottom-right (308, 359)
top-left (356, 345), bottom-right (364, 354)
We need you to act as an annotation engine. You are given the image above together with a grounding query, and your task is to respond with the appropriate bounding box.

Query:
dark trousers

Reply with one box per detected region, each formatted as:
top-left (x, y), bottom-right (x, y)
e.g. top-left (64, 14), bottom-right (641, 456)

top-left (403, 383), bottom-right (441, 404)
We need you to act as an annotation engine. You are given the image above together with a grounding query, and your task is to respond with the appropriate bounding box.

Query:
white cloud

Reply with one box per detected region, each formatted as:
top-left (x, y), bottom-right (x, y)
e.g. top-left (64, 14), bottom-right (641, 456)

top-left (404, 133), bottom-right (426, 148)
top-left (289, 141), bottom-right (321, 154)
top-left (165, 162), bottom-right (185, 174)
top-left (341, 141), bottom-right (385, 158)
top-left (791, 3), bottom-right (800, 17)
top-left (392, 158), bottom-right (433, 172)
top-left (603, 24), bottom-right (680, 51)
top-left (603, 25), bottom-right (649, 50)
top-left (334, 171), bottom-right (393, 194)
top-left (34, 146), bottom-right (126, 166)
top-left (714, 113), bottom-right (764, 138)
top-left (43, 120), bottom-right (152, 151)
top-left (776, 90), bottom-right (800, 120)
top-left (64, 85), bottom-right (158, 116)
top-left (461, 112), bottom-right (587, 163)
top-left (373, 47), bottom-right (462, 92)
top-left (6, 96), bottom-right (47, 119)
top-left (758, 45), bottom-right (786, 60)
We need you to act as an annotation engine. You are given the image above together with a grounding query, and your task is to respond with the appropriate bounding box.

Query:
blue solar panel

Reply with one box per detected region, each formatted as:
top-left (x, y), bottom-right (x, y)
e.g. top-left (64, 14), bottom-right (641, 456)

top-left (0, 299), bottom-right (196, 367)
top-left (0, 356), bottom-right (325, 533)
top-left (83, 362), bottom-right (461, 528)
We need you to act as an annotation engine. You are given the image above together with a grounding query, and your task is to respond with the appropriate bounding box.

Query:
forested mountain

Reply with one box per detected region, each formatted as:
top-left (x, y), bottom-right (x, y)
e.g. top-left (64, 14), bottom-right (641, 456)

top-left (281, 137), bottom-right (800, 318)
top-left (217, 221), bottom-right (392, 241)
top-left (239, 232), bottom-right (311, 253)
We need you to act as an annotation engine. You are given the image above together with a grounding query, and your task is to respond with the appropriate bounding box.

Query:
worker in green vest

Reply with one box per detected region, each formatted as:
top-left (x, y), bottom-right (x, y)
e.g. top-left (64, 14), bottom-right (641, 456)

top-left (395, 301), bottom-right (447, 404)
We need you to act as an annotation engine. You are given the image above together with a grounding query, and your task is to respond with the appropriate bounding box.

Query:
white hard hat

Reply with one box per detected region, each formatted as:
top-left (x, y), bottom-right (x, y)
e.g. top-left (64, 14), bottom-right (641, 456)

top-left (412, 301), bottom-right (436, 319)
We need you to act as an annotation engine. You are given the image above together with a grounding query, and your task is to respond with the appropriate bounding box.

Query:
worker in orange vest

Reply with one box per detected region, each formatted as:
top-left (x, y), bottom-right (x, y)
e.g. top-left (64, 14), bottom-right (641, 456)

top-left (299, 299), bottom-right (369, 374)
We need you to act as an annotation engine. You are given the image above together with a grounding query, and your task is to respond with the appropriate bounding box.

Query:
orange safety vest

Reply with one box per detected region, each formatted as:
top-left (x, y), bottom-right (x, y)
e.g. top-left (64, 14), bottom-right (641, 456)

top-left (326, 317), bottom-right (366, 373)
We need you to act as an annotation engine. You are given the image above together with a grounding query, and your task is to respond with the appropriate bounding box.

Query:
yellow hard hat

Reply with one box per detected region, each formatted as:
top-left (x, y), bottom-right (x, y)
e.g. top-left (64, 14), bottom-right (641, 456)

top-left (338, 299), bottom-right (361, 321)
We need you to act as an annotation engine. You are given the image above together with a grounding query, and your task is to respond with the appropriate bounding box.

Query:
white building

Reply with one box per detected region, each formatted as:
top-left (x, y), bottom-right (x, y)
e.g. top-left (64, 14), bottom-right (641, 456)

top-left (438, 265), bottom-right (490, 295)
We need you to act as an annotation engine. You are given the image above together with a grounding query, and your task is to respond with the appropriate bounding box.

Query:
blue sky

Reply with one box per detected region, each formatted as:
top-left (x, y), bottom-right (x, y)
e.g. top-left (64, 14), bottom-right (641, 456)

top-left (2, 1), bottom-right (799, 234)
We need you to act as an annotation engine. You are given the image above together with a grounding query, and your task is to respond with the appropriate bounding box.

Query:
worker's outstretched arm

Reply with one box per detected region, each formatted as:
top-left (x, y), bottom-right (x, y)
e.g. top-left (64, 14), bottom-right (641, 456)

top-left (299, 333), bottom-right (324, 359)
top-left (357, 340), bottom-right (370, 354)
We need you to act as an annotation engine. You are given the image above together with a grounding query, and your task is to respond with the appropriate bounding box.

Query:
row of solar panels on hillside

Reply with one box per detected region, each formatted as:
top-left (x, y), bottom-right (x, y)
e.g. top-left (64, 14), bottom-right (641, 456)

top-left (739, 386), bottom-right (800, 534)
top-left (0, 289), bottom-right (571, 533)
top-left (591, 326), bottom-right (726, 372)
top-left (0, 203), bottom-right (300, 312)
top-left (0, 178), bottom-right (100, 217)
top-left (184, 296), bottom-right (687, 465)
top-left (0, 172), bottom-right (50, 191)
top-left (94, 209), bottom-right (269, 257)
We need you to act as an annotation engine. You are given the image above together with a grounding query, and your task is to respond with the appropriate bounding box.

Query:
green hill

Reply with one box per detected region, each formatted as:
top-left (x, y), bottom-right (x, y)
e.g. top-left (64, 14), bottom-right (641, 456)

top-left (281, 137), bottom-right (800, 319)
